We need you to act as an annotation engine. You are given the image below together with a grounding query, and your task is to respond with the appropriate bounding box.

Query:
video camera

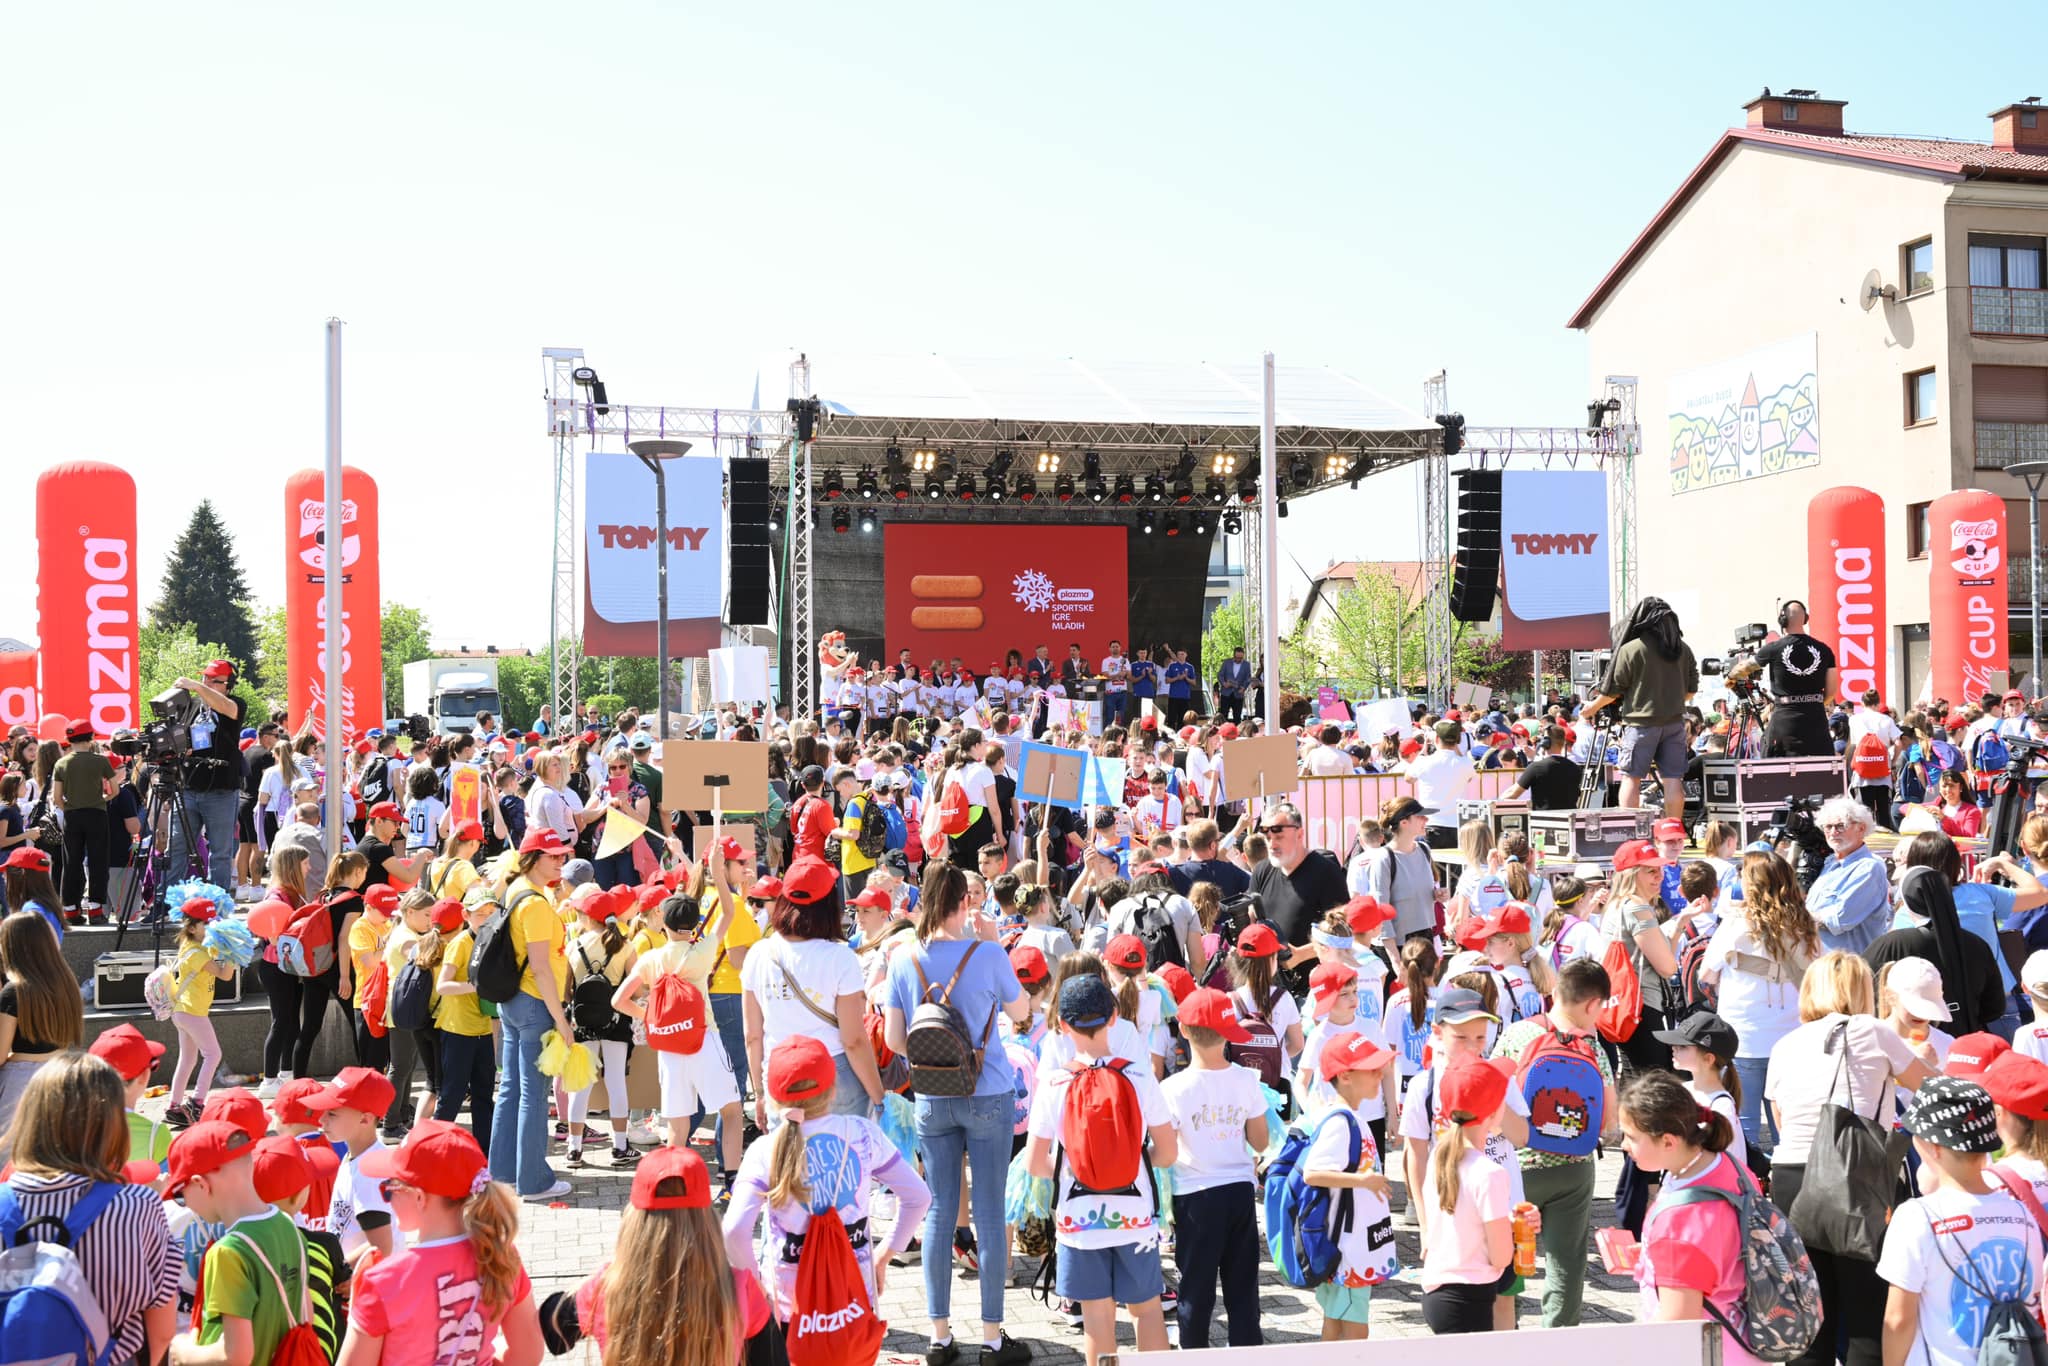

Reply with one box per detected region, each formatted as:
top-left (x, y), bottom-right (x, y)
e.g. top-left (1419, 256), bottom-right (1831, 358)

top-left (1700, 623), bottom-right (1773, 703)
top-left (108, 687), bottom-right (198, 767)
top-left (1764, 793), bottom-right (1830, 889)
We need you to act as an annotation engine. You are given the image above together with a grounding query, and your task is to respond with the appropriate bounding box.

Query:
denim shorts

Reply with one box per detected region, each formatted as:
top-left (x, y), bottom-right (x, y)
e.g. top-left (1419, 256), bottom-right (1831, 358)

top-left (1055, 1241), bottom-right (1164, 1305)
top-left (1616, 718), bottom-right (1688, 780)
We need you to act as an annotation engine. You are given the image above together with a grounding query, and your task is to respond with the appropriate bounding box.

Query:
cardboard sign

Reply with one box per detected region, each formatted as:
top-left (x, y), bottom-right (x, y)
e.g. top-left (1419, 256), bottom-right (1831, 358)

top-left (1988, 669), bottom-right (2012, 698)
top-left (1017, 740), bottom-right (1087, 808)
top-left (1221, 734), bottom-right (1300, 803)
top-left (661, 740), bottom-right (770, 815)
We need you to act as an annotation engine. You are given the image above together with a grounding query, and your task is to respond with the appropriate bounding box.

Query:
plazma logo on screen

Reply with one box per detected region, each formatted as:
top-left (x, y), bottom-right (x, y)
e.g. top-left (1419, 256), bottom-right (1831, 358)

top-left (1012, 569), bottom-right (1094, 628)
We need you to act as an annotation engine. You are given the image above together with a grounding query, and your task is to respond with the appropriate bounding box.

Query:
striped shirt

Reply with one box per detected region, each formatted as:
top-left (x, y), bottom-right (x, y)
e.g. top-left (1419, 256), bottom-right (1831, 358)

top-left (4, 1172), bottom-right (180, 1362)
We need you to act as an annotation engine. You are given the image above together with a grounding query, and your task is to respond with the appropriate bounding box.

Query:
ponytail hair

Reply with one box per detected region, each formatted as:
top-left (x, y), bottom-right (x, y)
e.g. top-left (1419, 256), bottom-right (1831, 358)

top-left (1401, 937), bottom-right (1438, 1028)
top-left (458, 1180), bottom-right (525, 1313)
top-left (1231, 947), bottom-right (1276, 1010)
top-left (1430, 1119), bottom-right (1473, 1213)
top-left (766, 1093), bottom-right (833, 1209)
top-left (1108, 964), bottom-right (1140, 1024)
top-left (1620, 1069), bottom-right (1734, 1154)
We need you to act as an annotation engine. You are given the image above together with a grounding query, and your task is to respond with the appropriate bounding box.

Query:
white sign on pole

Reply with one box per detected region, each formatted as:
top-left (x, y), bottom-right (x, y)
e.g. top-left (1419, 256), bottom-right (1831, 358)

top-left (709, 646), bottom-right (771, 704)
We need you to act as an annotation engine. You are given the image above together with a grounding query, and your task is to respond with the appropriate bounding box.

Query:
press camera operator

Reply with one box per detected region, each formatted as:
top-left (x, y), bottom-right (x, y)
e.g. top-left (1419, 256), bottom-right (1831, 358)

top-left (1753, 599), bottom-right (1839, 758)
top-left (1582, 596), bottom-right (1698, 822)
top-left (166, 658), bottom-right (247, 889)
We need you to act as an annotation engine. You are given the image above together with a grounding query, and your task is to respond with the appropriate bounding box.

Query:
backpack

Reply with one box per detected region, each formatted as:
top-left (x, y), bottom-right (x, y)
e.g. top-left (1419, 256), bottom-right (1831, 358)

top-left (1596, 935), bottom-right (1643, 1043)
top-left (852, 795), bottom-right (889, 863)
top-left (1263, 1110), bottom-right (1359, 1289)
top-left (1549, 914), bottom-right (1589, 973)
top-left (224, 1228), bottom-right (327, 1366)
top-left (1226, 987), bottom-right (1287, 1089)
top-left (142, 948), bottom-right (200, 1022)
top-left (937, 779), bottom-right (972, 838)
top-left (1674, 933), bottom-right (1718, 1018)
top-left (569, 941), bottom-right (627, 1041)
top-left (1930, 737), bottom-right (1965, 779)
top-left (904, 943), bottom-right (998, 1096)
top-left (470, 890), bottom-right (537, 1006)
top-left (880, 802), bottom-right (908, 853)
top-left (0, 1180), bottom-right (122, 1366)
top-left (1514, 1021), bottom-right (1606, 1158)
top-left (275, 899), bottom-right (337, 978)
top-left (1851, 731), bottom-right (1891, 783)
top-left (1127, 892), bottom-right (1186, 970)
top-left (1977, 730), bottom-right (2016, 790)
top-left (1057, 1059), bottom-right (1147, 1194)
top-left (389, 956), bottom-right (434, 1032)
top-left (644, 948), bottom-right (711, 1054)
top-left (1930, 1217), bottom-right (2048, 1366)
top-left (361, 959), bottom-right (391, 1038)
top-left (1664, 1158), bottom-right (1821, 1363)
top-left (359, 754), bottom-right (392, 807)
top-left (786, 1206), bottom-right (883, 1366)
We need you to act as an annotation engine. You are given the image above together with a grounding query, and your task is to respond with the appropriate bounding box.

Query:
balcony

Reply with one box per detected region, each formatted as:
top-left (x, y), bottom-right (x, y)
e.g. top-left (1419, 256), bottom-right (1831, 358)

top-left (1973, 286), bottom-right (2048, 337)
top-left (1977, 420), bottom-right (2048, 470)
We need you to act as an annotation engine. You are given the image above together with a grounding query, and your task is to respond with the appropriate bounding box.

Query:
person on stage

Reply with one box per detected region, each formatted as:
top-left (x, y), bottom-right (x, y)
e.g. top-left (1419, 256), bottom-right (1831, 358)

top-left (1754, 599), bottom-right (1839, 758)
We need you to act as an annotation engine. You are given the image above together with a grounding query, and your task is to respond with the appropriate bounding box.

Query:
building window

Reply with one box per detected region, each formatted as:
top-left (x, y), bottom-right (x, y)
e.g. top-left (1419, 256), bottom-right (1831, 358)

top-left (1781, 103), bottom-right (1800, 122)
top-left (1970, 234), bottom-right (2046, 289)
top-left (1908, 501), bottom-right (1931, 560)
top-left (1904, 238), bottom-right (1934, 295)
top-left (1907, 369), bottom-right (1938, 425)
top-left (2026, 110), bottom-right (2040, 130)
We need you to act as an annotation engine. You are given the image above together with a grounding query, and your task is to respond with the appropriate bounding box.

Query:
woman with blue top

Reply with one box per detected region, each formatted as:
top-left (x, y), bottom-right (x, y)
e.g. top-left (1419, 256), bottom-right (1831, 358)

top-left (883, 861), bottom-right (1031, 1366)
top-left (1891, 831), bottom-right (2046, 1037)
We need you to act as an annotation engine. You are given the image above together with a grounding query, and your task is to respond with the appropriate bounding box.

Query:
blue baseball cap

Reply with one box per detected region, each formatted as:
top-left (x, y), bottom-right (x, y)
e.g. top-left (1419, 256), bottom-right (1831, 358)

top-left (1058, 975), bottom-right (1118, 1030)
top-left (239, 727), bottom-right (258, 741)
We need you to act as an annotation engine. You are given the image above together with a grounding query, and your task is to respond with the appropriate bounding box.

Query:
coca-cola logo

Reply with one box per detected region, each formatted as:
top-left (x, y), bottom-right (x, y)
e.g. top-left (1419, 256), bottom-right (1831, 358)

top-left (297, 497), bottom-right (362, 577)
top-left (1951, 517), bottom-right (2001, 579)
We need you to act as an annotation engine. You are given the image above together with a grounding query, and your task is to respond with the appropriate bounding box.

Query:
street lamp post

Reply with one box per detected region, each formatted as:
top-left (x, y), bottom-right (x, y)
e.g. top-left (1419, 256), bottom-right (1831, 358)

top-left (2009, 460), bottom-right (2048, 696)
top-left (628, 439), bottom-right (692, 739)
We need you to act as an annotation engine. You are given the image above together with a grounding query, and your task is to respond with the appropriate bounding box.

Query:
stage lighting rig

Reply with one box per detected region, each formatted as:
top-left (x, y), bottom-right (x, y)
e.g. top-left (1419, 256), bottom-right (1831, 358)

top-left (1015, 472), bottom-right (1038, 502)
top-left (1144, 473), bottom-right (1167, 504)
top-left (1211, 448), bottom-right (1238, 477)
top-left (1164, 512), bottom-right (1183, 537)
top-left (955, 473), bottom-right (977, 501)
top-left (1113, 474), bottom-right (1137, 504)
top-left (786, 396), bottom-right (822, 443)
top-left (1055, 473), bottom-right (1076, 502)
top-left (1346, 452), bottom-right (1370, 489)
top-left (855, 469), bottom-right (878, 501)
top-left (857, 508), bottom-right (876, 533)
top-left (1436, 412), bottom-right (1466, 455)
top-left (986, 473), bottom-right (1007, 502)
top-left (1190, 510), bottom-right (1215, 535)
top-left (1291, 457), bottom-right (1315, 491)
top-left (1084, 450), bottom-right (1106, 503)
top-left (569, 365), bottom-right (610, 415)
top-left (1278, 499), bottom-right (1290, 518)
top-left (911, 446), bottom-right (937, 473)
top-left (988, 448), bottom-right (1016, 480)
top-left (1587, 397), bottom-right (1621, 433)
top-left (1137, 511), bottom-right (1156, 535)
top-left (823, 468), bottom-right (845, 500)
top-left (1236, 455), bottom-right (1261, 504)
top-left (1038, 449), bottom-right (1062, 475)
top-left (1205, 475), bottom-right (1228, 502)
top-left (885, 445), bottom-right (911, 499)
top-left (831, 506), bottom-right (851, 533)
top-left (937, 449), bottom-right (958, 480)
top-left (1222, 511), bottom-right (1242, 535)
top-left (1321, 451), bottom-right (1348, 481)
top-left (924, 475), bottom-right (945, 501)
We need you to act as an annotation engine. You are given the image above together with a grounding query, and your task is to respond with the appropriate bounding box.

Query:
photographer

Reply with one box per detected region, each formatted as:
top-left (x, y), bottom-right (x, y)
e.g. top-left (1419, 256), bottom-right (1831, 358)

top-left (1582, 596), bottom-right (1698, 821)
top-left (1752, 599), bottom-right (1838, 757)
top-left (167, 659), bottom-right (247, 891)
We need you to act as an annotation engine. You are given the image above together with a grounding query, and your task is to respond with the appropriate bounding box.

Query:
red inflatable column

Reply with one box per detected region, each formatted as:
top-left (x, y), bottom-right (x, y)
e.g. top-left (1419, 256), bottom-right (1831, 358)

top-left (36, 462), bottom-right (139, 734)
top-left (0, 651), bottom-right (38, 731)
top-left (1927, 489), bottom-right (2010, 706)
top-left (283, 467), bottom-right (384, 743)
top-left (1807, 487), bottom-right (1889, 704)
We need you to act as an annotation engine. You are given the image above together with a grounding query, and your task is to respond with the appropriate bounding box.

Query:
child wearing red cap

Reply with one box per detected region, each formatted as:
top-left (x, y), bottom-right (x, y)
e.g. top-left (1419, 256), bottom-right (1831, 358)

top-left (307, 1067), bottom-right (400, 1262)
top-left (1101, 935), bottom-right (1171, 1079)
top-left (1418, 1054), bottom-right (1520, 1335)
top-left (722, 1036), bottom-right (931, 1325)
top-left (271, 1077), bottom-right (343, 1235)
top-left (1302, 1033), bottom-right (1400, 1340)
top-left (1159, 988), bottom-right (1270, 1347)
top-left (1296, 962), bottom-right (1383, 1140)
top-left (163, 898), bottom-right (236, 1128)
top-left (340, 1122), bottom-right (541, 1366)
top-left (1224, 922), bottom-right (1304, 1096)
top-left (249, 1134), bottom-right (350, 1363)
top-left (91, 1020), bottom-right (172, 1166)
top-left (168, 1119), bottom-right (319, 1366)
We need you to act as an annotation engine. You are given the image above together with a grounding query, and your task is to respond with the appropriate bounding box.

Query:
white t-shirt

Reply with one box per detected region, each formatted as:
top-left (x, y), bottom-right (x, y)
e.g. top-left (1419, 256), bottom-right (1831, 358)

top-left (896, 680), bottom-right (923, 716)
top-left (739, 935), bottom-right (864, 1057)
top-left (328, 1139), bottom-right (394, 1255)
top-left (1028, 1058), bottom-right (1171, 1251)
top-left (1549, 914), bottom-right (1602, 968)
top-left (1380, 987), bottom-right (1436, 1082)
top-left (1701, 909), bottom-right (1809, 1060)
top-left (1685, 1081), bottom-right (1748, 1173)
top-left (957, 760), bottom-right (996, 816)
top-left (1185, 749), bottom-right (1216, 805)
top-left (1401, 748), bottom-right (1477, 829)
top-left (1038, 1017), bottom-right (1150, 1074)
top-left (1101, 656), bottom-right (1129, 693)
top-left (1160, 1063), bottom-right (1265, 1194)
top-left (1305, 745), bottom-right (1354, 777)
top-left (952, 682), bottom-right (980, 714)
top-left (1302, 1106), bottom-right (1399, 1289)
top-left (1877, 1186), bottom-right (2044, 1366)
top-left (405, 795), bottom-right (445, 851)
top-left (1132, 793), bottom-right (1184, 838)
top-left (1848, 708), bottom-right (1901, 759)
top-left (1996, 1152), bottom-right (2048, 1212)
top-left (1397, 1059), bottom-right (1530, 1204)
top-left (2013, 1020), bottom-right (2048, 1065)
top-left (1420, 1143), bottom-right (1511, 1290)
top-left (1764, 1013), bottom-right (1921, 1159)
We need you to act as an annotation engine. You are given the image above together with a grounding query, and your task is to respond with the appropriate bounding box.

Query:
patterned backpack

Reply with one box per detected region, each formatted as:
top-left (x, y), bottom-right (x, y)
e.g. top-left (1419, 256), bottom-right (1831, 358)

top-left (1666, 1158), bottom-right (1821, 1362)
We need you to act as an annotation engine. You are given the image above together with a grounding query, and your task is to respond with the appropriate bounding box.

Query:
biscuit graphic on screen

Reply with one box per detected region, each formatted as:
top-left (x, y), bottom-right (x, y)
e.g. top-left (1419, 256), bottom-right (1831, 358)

top-left (910, 606), bottom-right (984, 631)
top-left (909, 574), bottom-right (983, 600)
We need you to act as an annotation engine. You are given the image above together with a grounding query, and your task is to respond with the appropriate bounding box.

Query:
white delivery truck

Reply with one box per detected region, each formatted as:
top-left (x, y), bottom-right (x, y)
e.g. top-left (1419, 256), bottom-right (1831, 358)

top-left (400, 658), bottom-right (503, 737)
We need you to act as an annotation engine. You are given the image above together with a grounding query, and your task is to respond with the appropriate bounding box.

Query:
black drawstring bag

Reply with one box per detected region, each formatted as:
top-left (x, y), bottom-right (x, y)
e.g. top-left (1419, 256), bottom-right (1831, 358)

top-left (1789, 1020), bottom-right (1909, 1263)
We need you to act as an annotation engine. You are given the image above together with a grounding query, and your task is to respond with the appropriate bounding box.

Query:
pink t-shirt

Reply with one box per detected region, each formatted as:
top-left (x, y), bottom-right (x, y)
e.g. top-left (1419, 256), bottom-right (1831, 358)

top-left (1637, 1152), bottom-right (1760, 1366)
top-left (348, 1235), bottom-right (533, 1366)
top-left (1420, 1144), bottom-right (1512, 1289)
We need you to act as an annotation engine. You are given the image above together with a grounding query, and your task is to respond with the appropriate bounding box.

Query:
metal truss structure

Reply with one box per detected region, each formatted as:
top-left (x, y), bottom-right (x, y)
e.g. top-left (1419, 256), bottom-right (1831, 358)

top-left (1421, 373), bottom-right (1453, 713)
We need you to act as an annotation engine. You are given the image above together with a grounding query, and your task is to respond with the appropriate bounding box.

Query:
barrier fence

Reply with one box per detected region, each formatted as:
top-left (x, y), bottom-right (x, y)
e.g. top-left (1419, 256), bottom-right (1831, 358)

top-left (1168, 1317), bottom-right (1720, 1366)
top-left (1286, 770), bottom-right (1524, 857)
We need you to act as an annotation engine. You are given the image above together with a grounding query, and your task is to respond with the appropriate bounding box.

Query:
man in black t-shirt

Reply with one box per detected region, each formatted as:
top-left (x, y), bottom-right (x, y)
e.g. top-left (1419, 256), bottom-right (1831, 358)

top-left (1754, 600), bottom-right (1839, 758)
top-left (170, 660), bottom-right (247, 890)
top-left (1246, 800), bottom-right (1350, 986)
top-left (1506, 724), bottom-right (1584, 810)
top-left (237, 720), bottom-right (281, 894)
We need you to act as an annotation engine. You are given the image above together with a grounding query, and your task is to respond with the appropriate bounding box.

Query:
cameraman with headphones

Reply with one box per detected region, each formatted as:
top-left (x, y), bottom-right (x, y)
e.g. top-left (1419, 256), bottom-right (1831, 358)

top-left (168, 658), bottom-right (248, 891)
top-left (1753, 600), bottom-right (1839, 758)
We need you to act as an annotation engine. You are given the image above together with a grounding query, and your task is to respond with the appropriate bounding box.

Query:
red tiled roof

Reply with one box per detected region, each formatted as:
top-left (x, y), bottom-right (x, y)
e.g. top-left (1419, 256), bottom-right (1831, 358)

top-left (1567, 126), bottom-right (2048, 330)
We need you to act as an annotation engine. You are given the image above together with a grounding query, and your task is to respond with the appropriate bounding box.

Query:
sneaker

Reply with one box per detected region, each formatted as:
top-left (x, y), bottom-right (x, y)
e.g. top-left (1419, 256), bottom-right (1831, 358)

top-left (553, 1121), bottom-right (569, 1142)
top-left (256, 1077), bottom-right (280, 1099)
top-left (980, 1334), bottom-right (1030, 1366)
top-left (521, 1180), bottom-right (573, 1204)
top-left (925, 1341), bottom-right (960, 1366)
top-left (163, 1101), bottom-right (198, 1130)
top-left (1159, 1286), bottom-right (1180, 1316)
top-left (582, 1126), bottom-right (611, 1145)
top-left (609, 1146), bottom-right (641, 1168)
top-left (1057, 1298), bottom-right (1083, 1330)
top-left (565, 1149), bottom-right (584, 1169)
top-left (953, 1229), bottom-right (979, 1272)
top-left (625, 1124), bottom-right (662, 1147)
top-left (893, 1237), bottom-right (923, 1266)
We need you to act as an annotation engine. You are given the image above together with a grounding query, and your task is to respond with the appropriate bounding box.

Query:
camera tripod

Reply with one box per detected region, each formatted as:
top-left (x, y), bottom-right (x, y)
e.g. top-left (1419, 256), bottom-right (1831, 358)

top-left (1982, 739), bottom-right (2048, 861)
top-left (110, 763), bottom-right (208, 955)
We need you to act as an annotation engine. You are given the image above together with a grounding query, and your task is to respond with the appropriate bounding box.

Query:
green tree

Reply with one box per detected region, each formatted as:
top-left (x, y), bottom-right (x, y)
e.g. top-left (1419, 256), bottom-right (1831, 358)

top-left (380, 602), bottom-right (434, 712)
top-left (495, 654), bottom-right (550, 732)
top-left (252, 604), bottom-right (288, 703)
top-left (137, 622), bottom-right (261, 723)
top-left (1201, 592), bottom-right (1248, 680)
top-left (151, 501), bottom-right (257, 667)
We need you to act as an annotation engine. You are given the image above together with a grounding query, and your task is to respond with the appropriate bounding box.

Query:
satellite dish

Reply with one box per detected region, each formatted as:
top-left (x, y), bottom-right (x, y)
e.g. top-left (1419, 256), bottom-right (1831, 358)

top-left (1860, 268), bottom-right (1884, 311)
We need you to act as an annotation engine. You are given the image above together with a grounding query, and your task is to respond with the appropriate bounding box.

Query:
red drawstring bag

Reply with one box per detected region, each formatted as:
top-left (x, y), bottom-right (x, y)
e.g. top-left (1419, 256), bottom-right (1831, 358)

top-left (1061, 1059), bottom-right (1145, 1193)
top-left (361, 960), bottom-right (391, 1039)
top-left (1596, 937), bottom-right (1642, 1043)
top-left (786, 1206), bottom-right (884, 1366)
top-left (645, 968), bottom-right (709, 1054)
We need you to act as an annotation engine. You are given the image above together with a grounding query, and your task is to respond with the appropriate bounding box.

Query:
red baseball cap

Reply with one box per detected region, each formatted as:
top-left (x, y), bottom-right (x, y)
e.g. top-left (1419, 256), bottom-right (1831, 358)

top-left (432, 899), bottom-right (465, 934)
top-left (701, 835), bottom-right (745, 867)
top-left (202, 659), bottom-right (235, 679)
top-left (89, 1022), bottom-right (165, 1082)
top-left (452, 819), bottom-right (485, 843)
top-left (365, 801), bottom-right (404, 823)
top-left (1218, 723), bottom-right (1240, 739)
top-left (1610, 839), bottom-right (1659, 871)
top-left (631, 1146), bottom-right (711, 1210)
top-left (360, 1119), bottom-right (489, 1201)
top-left (302, 1066), bottom-right (397, 1119)
top-left (523, 731), bottom-right (541, 744)
top-left (1178, 726), bottom-right (1199, 744)
top-left (1009, 944), bottom-right (1050, 986)
top-left (353, 740), bottom-right (374, 755)
top-left (65, 719), bottom-right (93, 741)
top-left (581, 729), bottom-right (600, 744)
top-left (180, 897), bottom-right (218, 925)
top-left (1157, 963), bottom-right (1197, 1003)
top-left (851, 886), bottom-right (892, 912)
top-left (1652, 819), bottom-right (1687, 842)
top-left (165, 1120), bottom-right (256, 1197)
top-left (272, 1077), bottom-right (327, 1127)
top-left (1309, 961), bottom-right (1359, 1017)
top-left (3, 848), bottom-right (49, 872)
top-left (1948, 1032), bottom-right (2014, 1078)
top-left (1178, 986), bottom-right (1251, 1044)
top-left (1456, 901), bottom-right (1534, 950)
top-left (199, 1089), bottom-right (269, 1142)
top-left (518, 829), bottom-right (573, 856)
top-left (1235, 922), bottom-right (1280, 959)
top-left (1436, 1054), bottom-right (1515, 1124)
top-left (1317, 1032), bottom-right (1395, 1084)
top-left (1445, 709), bottom-right (1463, 722)
top-left (363, 884), bottom-right (401, 914)
top-left (766, 1035), bottom-right (837, 1106)
top-left (251, 1134), bottom-right (314, 1203)
top-left (1343, 895), bottom-right (1392, 938)
top-left (781, 855), bottom-right (838, 905)
top-left (1985, 1052), bottom-right (2048, 1121)
top-left (1104, 934), bottom-right (1147, 973)
top-left (747, 876), bottom-right (784, 902)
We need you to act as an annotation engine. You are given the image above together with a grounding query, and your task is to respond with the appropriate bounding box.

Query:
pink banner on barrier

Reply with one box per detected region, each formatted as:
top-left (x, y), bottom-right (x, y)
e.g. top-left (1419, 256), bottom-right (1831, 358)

top-left (1295, 770), bottom-right (1525, 856)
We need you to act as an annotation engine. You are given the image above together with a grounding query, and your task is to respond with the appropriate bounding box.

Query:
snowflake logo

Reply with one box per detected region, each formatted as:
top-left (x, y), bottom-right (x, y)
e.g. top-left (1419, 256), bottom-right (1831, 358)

top-left (1012, 568), bottom-right (1056, 613)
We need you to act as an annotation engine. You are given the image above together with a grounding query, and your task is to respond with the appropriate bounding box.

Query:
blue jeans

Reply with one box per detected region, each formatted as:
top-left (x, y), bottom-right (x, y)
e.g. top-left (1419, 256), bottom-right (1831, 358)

top-left (832, 1052), bottom-right (874, 1119)
top-left (915, 1091), bottom-right (1011, 1326)
top-left (167, 787), bottom-right (240, 894)
top-left (1735, 1056), bottom-right (1777, 1154)
top-left (591, 849), bottom-right (637, 890)
top-left (436, 1029), bottom-right (496, 1157)
top-left (488, 992), bottom-right (556, 1195)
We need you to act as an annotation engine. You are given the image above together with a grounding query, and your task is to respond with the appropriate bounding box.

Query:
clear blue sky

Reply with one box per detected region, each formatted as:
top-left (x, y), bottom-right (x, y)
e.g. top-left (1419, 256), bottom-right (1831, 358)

top-left (4, 1), bottom-right (2039, 651)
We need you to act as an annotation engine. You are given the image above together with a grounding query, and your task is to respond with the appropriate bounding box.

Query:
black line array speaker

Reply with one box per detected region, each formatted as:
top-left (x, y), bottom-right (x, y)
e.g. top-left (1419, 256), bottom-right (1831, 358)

top-left (1450, 469), bottom-right (1502, 622)
top-left (727, 459), bottom-right (772, 625)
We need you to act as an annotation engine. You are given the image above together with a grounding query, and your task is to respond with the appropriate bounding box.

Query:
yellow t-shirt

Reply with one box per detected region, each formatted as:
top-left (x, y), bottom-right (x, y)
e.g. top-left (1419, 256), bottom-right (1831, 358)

top-left (426, 858), bottom-right (479, 905)
top-left (700, 890), bottom-right (759, 996)
top-left (171, 943), bottom-right (219, 1015)
top-left (839, 795), bottom-right (878, 876)
top-left (348, 913), bottom-right (391, 1009)
top-left (630, 921), bottom-right (664, 958)
top-left (383, 923), bottom-right (427, 1027)
top-left (435, 931), bottom-right (492, 1037)
top-left (510, 877), bottom-right (568, 1001)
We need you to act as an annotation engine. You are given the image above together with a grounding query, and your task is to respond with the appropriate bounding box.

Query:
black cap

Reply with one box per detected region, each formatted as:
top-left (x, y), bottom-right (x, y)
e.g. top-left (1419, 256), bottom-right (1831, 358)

top-left (798, 764), bottom-right (825, 784)
top-left (1651, 1011), bottom-right (1740, 1058)
top-left (1902, 1075), bottom-right (2001, 1154)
